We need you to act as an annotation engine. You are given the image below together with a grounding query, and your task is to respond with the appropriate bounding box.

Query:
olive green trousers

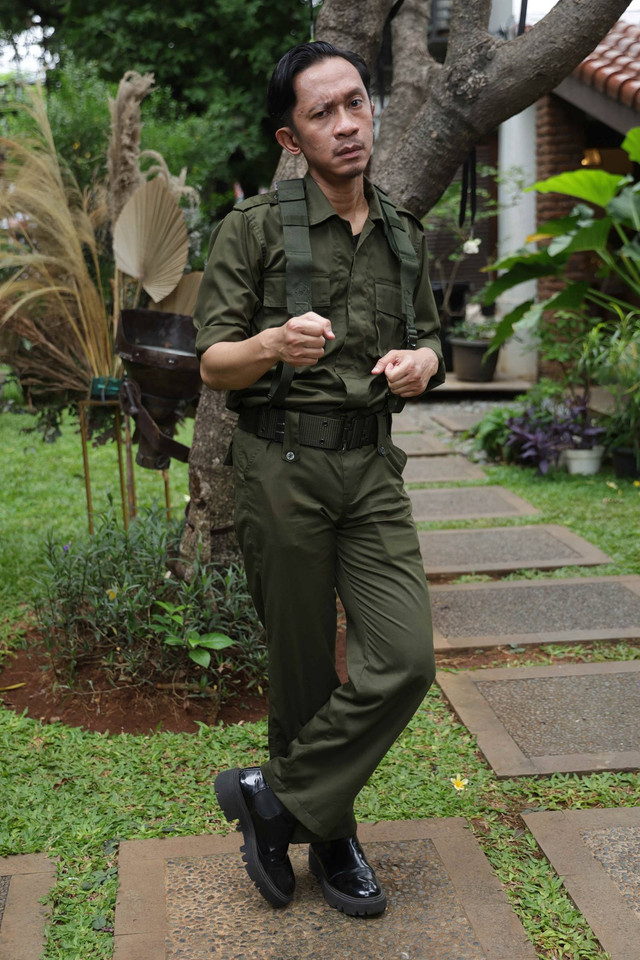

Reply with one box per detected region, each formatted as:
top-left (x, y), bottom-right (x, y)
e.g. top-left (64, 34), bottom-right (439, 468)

top-left (232, 415), bottom-right (435, 844)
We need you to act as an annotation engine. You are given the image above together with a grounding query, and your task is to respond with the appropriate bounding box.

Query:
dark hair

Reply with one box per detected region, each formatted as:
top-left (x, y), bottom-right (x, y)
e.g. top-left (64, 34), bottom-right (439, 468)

top-left (266, 41), bottom-right (371, 127)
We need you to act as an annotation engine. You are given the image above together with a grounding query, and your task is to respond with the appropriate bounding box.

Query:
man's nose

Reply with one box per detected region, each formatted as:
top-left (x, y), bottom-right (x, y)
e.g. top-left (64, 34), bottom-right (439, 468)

top-left (334, 107), bottom-right (358, 137)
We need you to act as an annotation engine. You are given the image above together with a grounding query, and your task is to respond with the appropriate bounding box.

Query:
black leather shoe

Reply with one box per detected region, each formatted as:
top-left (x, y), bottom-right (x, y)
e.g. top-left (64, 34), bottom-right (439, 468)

top-left (215, 766), bottom-right (296, 907)
top-left (309, 836), bottom-right (387, 916)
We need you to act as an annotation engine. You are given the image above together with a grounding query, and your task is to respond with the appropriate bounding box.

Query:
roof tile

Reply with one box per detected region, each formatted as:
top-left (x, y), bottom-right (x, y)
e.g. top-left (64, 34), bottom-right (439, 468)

top-left (573, 19), bottom-right (640, 111)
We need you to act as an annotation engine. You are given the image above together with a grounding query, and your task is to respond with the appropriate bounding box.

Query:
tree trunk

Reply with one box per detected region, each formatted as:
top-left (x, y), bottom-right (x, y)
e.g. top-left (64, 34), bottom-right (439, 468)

top-left (170, 386), bottom-right (238, 581)
top-left (178, 0), bottom-right (630, 574)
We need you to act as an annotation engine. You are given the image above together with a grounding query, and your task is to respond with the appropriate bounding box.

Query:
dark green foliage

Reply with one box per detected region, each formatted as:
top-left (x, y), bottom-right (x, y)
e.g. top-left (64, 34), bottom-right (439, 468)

top-left (0, 1), bottom-right (312, 199)
top-left (32, 506), bottom-right (267, 700)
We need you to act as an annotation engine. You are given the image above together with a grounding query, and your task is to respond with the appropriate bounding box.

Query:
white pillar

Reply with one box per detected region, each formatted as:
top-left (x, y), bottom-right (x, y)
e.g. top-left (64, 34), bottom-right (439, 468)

top-left (495, 104), bottom-right (539, 379)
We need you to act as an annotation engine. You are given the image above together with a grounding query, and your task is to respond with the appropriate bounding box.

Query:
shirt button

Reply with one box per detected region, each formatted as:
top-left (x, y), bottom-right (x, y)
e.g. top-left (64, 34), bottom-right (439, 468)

top-left (285, 451), bottom-right (295, 462)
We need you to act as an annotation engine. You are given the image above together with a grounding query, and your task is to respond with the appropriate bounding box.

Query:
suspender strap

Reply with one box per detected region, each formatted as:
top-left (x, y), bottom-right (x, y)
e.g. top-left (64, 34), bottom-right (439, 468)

top-left (375, 187), bottom-right (419, 351)
top-left (267, 178), bottom-right (313, 407)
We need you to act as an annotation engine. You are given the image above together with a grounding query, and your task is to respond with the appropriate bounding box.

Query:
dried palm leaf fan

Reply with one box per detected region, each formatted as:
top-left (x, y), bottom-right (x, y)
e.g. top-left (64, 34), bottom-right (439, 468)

top-left (152, 271), bottom-right (203, 317)
top-left (113, 176), bottom-right (188, 303)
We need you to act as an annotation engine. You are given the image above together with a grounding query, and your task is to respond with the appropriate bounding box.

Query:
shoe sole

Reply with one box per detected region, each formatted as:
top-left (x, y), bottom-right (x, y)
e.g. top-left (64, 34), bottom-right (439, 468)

top-left (308, 848), bottom-right (387, 917)
top-left (214, 768), bottom-right (292, 908)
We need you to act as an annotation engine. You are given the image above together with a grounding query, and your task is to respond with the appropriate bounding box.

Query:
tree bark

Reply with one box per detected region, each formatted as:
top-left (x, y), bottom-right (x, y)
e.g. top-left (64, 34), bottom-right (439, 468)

top-left (170, 386), bottom-right (238, 581)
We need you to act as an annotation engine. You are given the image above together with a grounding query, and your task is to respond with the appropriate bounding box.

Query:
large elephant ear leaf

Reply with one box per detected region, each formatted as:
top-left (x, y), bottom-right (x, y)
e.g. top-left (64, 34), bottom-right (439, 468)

top-left (622, 127), bottom-right (640, 164)
top-left (113, 176), bottom-right (188, 303)
top-left (152, 271), bottom-right (203, 317)
top-left (526, 169), bottom-right (627, 209)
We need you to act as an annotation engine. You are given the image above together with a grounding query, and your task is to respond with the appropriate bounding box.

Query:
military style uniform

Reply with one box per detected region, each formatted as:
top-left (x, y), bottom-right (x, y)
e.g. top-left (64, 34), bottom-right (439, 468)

top-left (194, 172), bottom-right (444, 845)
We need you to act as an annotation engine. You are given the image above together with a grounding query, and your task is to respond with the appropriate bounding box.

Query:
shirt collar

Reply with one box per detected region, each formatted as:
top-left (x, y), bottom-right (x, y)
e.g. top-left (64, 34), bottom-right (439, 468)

top-left (303, 172), bottom-right (384, 226)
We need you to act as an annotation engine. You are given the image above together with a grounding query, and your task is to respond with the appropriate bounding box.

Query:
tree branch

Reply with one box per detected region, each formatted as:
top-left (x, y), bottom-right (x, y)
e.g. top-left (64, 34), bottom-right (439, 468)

top-left (446, 0), bottom-right (493, 62)
top-left (315, 0), bottom-right (397, 70)
top-left (372, 0), bottom-right (439, 179)
top-left (489, 0), bottom-right (631, 122)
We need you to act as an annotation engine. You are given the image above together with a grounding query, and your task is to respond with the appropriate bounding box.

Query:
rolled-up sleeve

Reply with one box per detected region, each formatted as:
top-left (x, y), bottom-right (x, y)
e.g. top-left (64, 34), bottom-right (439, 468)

top-left (193, 210), bottom-right (263, 359)
top-left (413, 232), bottom-right (446, 391)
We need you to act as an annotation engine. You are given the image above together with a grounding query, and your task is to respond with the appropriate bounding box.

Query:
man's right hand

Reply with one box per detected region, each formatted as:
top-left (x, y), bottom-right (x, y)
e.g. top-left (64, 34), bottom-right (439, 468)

top-left (266, 312), bottom-right (335, 367)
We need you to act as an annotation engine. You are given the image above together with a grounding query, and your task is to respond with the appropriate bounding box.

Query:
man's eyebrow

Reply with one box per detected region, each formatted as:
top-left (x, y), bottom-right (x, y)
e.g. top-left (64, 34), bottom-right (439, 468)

top-left (306, 88), bottom-right (365, 114)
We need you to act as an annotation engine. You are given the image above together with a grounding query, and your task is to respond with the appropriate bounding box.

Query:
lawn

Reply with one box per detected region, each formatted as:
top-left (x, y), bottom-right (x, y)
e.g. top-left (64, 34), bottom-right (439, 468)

top-left (1, 403), bottom-right (639, 959)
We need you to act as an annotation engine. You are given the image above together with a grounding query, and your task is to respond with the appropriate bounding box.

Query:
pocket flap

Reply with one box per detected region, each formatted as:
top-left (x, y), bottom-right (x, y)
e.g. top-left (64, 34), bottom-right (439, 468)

top-left (375, 281), bottom-right (403, 318)
top-left (263, 273), bottom-right (330, 309)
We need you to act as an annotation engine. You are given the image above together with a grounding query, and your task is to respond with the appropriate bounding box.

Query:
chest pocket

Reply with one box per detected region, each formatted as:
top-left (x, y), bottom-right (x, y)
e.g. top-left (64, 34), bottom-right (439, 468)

top-left (262, 273), bottom-right (331, 321)
top-left (375, 280), bottom-right (404, 355)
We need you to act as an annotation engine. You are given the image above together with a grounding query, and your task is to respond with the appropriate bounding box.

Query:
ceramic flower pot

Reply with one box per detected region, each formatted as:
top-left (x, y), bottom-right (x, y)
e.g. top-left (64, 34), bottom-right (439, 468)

top-left (449, 338), bottom-right (498, 382)
top-left (564, 445), bottom-right (604, 476)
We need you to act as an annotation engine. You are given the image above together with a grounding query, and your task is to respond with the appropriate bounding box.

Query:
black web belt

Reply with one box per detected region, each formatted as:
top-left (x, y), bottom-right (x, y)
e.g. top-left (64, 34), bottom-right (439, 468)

top-left (238, 407), bottom-right (382, 451)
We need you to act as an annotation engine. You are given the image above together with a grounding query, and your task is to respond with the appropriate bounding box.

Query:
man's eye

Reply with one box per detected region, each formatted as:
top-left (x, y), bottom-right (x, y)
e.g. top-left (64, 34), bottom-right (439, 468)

top-left (351, 99), bottom-right (363, 107)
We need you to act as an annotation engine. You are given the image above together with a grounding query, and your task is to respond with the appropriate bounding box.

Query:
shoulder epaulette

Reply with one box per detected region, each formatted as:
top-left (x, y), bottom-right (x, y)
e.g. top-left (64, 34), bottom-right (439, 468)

top-left (233, 191), bottom-right (278, 213)
top-left (373, 183), bottom-right (423, 230)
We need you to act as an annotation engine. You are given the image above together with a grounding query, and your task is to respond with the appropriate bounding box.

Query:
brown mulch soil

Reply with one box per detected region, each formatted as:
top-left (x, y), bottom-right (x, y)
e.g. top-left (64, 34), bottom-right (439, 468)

top-left (0, 623), bottom-right (561, 737)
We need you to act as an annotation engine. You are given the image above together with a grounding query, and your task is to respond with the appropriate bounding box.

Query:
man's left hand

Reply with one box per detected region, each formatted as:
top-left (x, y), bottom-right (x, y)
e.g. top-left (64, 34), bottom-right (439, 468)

top-left (371, 347), bottom-right (439, 397)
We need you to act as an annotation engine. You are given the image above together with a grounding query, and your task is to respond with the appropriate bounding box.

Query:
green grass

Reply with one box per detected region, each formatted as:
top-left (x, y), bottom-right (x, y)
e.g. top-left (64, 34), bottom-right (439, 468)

top-left (0, 409), bottom-right (192, 626)
top-left (2, 409), bottom-right (640, 958)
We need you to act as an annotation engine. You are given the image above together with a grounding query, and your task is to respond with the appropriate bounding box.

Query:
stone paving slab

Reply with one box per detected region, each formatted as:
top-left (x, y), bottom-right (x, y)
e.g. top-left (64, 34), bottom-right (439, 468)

top-left (523, 807), bottom-right (640, 960)
top-left (410, 485), bottom-right (539, 522)
top-left (404, 455), bottom-right (487, 484)
top-left (438, 661), bottom-right (640, 777)
top-left (114, 819), bottom-right (536, 960)
top-left (0, 853), bottom-right (56, 960)
top-left (394, 432), bottom-right (452, 456)
top-left (429, 411), bottom-right (488, 433)
top-left (419, 524), bottom-right (610, 578)
top-left (430, 576), bottom-right (640, 651)
top-left (391, 410), bottom-right (439, 433)
top-left (436, 374), bottom-right (532, 395)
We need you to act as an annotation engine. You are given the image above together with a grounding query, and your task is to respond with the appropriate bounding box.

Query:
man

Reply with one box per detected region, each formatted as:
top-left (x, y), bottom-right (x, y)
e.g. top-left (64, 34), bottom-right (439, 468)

top-left (194, 41), bottom-right (444, 917)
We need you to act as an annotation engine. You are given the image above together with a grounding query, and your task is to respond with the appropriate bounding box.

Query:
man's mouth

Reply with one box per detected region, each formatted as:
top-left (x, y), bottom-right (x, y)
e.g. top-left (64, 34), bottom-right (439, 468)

top-left (336, 144), bottom-right (363, 158)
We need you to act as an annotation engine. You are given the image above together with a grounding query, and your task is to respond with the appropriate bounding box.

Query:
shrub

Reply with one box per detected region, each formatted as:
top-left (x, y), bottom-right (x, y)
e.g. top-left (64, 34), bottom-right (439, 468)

top-left (32, 506), bottom-right (266, 702)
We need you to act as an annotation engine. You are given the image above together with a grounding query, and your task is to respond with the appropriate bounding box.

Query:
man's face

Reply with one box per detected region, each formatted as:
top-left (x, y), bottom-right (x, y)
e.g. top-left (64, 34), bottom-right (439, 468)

top-left (276, 57), bottom-right (374, 184)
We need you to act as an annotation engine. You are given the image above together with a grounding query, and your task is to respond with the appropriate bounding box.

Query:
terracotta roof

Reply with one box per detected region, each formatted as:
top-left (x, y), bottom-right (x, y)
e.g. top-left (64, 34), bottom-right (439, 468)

top-left (574, 21), bottom-right (640, 111)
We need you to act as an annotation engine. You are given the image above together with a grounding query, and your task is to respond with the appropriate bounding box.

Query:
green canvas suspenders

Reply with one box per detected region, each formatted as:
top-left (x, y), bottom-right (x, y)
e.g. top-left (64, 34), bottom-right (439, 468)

top-left (267, 178), bottom-right (313, 407)
top-left (374, 186), bottom-right (419, 352)
top-left (267, 179), bottom-right (419, 409)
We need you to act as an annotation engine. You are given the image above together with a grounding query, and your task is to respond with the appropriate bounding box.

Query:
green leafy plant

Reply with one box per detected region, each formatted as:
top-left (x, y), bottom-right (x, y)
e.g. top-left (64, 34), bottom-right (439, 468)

top-left (582, 313), bottom-right (640, 467)
top-left (482, 126), bottom-right (640, 350)
top-left (32, 506), bottom-right (266, 700)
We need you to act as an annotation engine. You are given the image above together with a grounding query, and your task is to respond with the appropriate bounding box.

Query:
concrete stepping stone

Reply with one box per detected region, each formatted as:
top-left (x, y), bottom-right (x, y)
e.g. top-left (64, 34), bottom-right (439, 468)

top-left (114, 819), bottom-right (536, 960)
top-left (0, 853), bottom-right (56, 960)
top-left (404, 455), bottom-right (487, 484)
top-left (395, 432), bottom-right (451, 456)
top-left (410, 485), bottom-right (538, 522)
top-left (391, 410), bottom-right (438, 433)
top-left (438, 661), bottom-right (640, 777)
top-left (523, 807), bottom-right (640, 960)
top-left (430, 411), bottom-right (487, 433)
top-left (419, 524), bottom-right (610, 577)
top-left (431, 575), bottom-right (640, 651)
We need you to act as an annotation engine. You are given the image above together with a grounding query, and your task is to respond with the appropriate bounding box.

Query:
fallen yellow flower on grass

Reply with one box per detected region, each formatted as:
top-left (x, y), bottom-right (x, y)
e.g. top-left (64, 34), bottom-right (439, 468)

top-left (450, 774), bottom-right (469, 792)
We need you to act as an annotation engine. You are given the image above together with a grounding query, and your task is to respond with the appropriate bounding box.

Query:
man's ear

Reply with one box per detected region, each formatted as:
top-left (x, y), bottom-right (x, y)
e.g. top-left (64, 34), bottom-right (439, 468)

top-left (276, 126), bottom-right (301, 157)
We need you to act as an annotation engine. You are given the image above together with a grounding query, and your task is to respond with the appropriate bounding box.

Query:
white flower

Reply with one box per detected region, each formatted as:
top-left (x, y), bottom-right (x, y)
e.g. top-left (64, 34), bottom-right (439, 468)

top-left (463, 238), bottom-right (482, 255)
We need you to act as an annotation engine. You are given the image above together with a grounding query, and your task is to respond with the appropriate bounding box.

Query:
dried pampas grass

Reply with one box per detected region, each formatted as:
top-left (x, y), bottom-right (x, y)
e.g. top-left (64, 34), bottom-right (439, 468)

top-left (107, 70), bottom-right (155, 225)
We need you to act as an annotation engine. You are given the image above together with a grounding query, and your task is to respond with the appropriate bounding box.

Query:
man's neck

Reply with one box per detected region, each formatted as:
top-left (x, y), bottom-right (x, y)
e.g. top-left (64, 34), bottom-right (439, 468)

top-left (309, 171), bottom-right (369, 236)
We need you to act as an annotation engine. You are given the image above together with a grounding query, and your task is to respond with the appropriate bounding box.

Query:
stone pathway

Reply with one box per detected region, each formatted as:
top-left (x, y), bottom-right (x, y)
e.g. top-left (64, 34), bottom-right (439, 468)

top-left (431, 576), bottom-right (640, 651)
top-left (523, 808), bottom-right (640, 960)
top-left (404, 455), bottom-right (486, 483)
top-left (419, 524), bottom-right (610, 577)
top-left (438, 661), bottom-right (640, 777)
top-left (114, 820), bottom-right (536, 960)
top-left (410, 485), bottom-right (539, 522)
top-left (0, 854), bottom-right (55, 960)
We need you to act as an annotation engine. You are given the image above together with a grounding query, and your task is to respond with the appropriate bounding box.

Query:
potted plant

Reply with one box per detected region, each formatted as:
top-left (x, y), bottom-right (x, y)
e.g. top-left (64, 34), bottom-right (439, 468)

top-left (448, 305), bottom-right (500, 382)
top-left (562, 397), bottom-right (606, 475)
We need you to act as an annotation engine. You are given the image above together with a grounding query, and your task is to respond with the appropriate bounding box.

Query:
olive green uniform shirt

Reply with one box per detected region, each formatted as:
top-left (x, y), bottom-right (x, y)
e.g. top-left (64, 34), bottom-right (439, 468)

top-left (194, 173), bottom-right (445, 412)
